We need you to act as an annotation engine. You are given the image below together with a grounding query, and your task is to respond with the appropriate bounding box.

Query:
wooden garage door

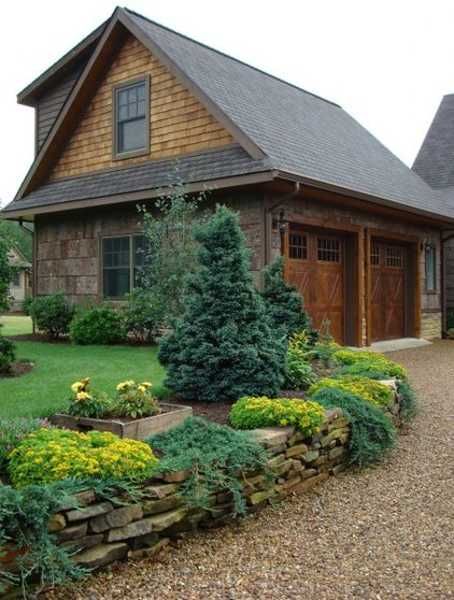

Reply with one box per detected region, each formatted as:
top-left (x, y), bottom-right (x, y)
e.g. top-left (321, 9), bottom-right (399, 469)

top-left (285, 226), bottom-right (345, 343)
top-left (371, 241), bottom-right (407, 342)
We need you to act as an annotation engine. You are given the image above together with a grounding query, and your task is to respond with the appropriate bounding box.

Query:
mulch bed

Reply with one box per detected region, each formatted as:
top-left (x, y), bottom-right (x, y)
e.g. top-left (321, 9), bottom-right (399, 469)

top-left (0, 361), bottom-right (34, 378)
top-left (168, 397), bottom-right (232, 425)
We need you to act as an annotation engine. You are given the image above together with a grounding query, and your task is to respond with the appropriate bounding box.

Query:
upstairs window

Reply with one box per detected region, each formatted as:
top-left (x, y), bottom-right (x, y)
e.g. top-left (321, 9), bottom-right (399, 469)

top-left (113, 77), bottom-right (149, 158)
top-left (102, 235), bottom-right (145, 299)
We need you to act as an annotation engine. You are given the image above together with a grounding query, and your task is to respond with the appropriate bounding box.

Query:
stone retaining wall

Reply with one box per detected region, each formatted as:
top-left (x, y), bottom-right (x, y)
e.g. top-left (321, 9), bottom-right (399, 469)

top-left (43, 408), bottom-right (351, 572)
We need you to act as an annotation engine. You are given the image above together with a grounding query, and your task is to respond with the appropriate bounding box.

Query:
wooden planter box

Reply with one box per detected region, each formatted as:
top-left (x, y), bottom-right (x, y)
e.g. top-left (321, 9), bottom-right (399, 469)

top-left (50, 403), bottom-right (192, 440)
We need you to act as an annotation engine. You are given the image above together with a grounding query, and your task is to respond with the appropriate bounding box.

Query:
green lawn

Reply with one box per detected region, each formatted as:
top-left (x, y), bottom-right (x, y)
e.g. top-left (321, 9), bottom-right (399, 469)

top-left (0, 315), bottom-right (33, 336)
top-left (0, 316), bottom-right (167, 418)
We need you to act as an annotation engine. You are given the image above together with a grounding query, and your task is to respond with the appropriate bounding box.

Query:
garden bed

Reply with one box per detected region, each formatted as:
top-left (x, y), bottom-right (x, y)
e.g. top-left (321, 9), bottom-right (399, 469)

top-left (51, 402), bottom-right (192, 440)
top-left (0, 360), bottom-right (34, 378)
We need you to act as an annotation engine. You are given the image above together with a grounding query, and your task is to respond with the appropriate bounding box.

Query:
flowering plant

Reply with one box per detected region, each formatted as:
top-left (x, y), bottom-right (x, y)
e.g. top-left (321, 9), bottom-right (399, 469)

top-left (68, 377), bottom-right (113, 418)
top-left (8, 428), bottom-right (159, 488)
top-left (308, 375), bottom-right (394, 408)
top-left (230, 396), bottom-right (325, 438)
top-left (114, 380), bottom-right (160, 419)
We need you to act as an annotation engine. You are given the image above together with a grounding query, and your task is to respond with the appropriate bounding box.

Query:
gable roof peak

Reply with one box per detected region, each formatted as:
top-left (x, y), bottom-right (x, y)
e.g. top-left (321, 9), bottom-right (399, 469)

top-left (122, 6), bottom-right (341, 110)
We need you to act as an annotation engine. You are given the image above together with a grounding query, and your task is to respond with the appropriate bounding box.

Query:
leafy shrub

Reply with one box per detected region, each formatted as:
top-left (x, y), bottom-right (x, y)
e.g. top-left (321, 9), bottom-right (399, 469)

top-left (70, 306), bottom-right (126, 345)
top-left (284, 348), bottom-right (317, 390)
top-left (0, 328), bottom-right (15, 373)
top-left (230, 396), bottom-right (325, 438)
top-left (148, 417), bottom-right (268, 515)
top-left (333, 349), bottom-right (407, 380)
top-left (309, 376), bottom-right (394, 408)
top-left (310, 387), bottom-right (396, 466)
top-left (29, 293), bottom-right (75, 339)
top-left (114, 380), bottom-right (159, 419)
top-left (139, 184), bottom-right (209, 327)
top-left (159, 206), bottom-right (285, 402)
top-left (123, 289), bottom-right (158, 343)
top-left (67, 377), bottom-right (113, 418)
top-left (397, 380), bottom-right (417, 422)
top-left (22, 295), bottom-right (34, 316)
top-left (8, 428), bottom-right (158, 488)
top-left (261, 257), bottom-right (310, 338)
top-left (335, 363), bottom-right (391, 380)
top-left (0, 417), bottom-right (43, 473)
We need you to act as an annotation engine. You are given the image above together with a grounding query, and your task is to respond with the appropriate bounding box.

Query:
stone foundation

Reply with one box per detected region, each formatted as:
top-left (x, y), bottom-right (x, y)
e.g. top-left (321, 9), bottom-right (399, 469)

top-left (421, 311), bottom-right (442, 339)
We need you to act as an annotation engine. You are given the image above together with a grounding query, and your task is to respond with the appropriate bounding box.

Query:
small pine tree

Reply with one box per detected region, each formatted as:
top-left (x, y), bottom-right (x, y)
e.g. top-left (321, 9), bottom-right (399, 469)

top-left (261, 256), bottom-right (310, 338)
top-left (159, 206), bottom-right (285, 402)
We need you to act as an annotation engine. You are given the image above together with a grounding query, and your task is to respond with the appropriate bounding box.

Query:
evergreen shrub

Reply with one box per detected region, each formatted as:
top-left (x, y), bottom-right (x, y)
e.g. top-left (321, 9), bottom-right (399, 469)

top-left (148, 417), bottom-right (268, 515)
top-left (159, 206), bottom-right (285, 402)
top-left (310, 387), bottom-right (396, 466)
top-left (261, 256), bottom-right (310, 338)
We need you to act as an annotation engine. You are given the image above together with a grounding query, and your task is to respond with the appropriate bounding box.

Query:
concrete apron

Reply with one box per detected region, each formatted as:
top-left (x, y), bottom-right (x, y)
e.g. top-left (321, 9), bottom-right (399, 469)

top-left (365, 338), bottom-right (432, 353)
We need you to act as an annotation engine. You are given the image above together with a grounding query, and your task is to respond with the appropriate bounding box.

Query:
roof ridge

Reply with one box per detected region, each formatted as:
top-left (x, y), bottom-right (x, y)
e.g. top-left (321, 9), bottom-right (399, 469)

top-left (123, 7), bottom-right (341, 109)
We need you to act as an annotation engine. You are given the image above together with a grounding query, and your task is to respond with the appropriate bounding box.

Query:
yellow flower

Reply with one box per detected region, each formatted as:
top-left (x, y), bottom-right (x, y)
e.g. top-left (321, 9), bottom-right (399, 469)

top-left (76, 391), bottom-right (92, 402)
top-left (141, 382), bottom-right (152, 389)
top-left (71, 381), bottom-right (83, 393)
top-left (138, 385), bottom-right (146, 394)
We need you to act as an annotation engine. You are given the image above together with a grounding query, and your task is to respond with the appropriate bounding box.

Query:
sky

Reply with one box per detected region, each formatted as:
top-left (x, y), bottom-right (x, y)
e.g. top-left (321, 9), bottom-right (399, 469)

top-left (1, 0), bottom-right (453, 206)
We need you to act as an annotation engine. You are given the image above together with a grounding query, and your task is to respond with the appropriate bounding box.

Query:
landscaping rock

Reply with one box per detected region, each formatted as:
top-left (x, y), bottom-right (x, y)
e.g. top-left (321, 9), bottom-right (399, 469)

top-left (162, 469), bottom-right (191, 483)
top-left (293, 472), bottom-right (329, 494)
top-left (58, 489), bottom-right (96, 511)
top-left (142, 495), bottom-right (183, 516)
top-left (107, 518), bottom-right (155, 542)
top-left (301, 468), bottom-right (318, 480)
top-left (143, 483), bottom-right (179, 499)
top-left (61, 534), bottom-right (104, 553)
top-left (251, 427), bottom-right (294, 447)
top-left (286, 443), bottom-right (309, 458)
top-left (48, 513), bottom-right (66, 532)
top-left (329, 446), bottom-right (345, 460)
top-left (247, 488), bottom-right (275, 505)
top-left (66, 502), bottom-right (113, 523)
top-left (56, 522), bottom-right (88, 543)
top-left (74, 543), bottom-right (128, 570)
top-left (90, 504), bottom-right (143, 533)
top-left (267, 454), bottom-right (286, 469)
top-left (145, 507), bottom-right (188, 532)
top-left (128, 537), bottom-right (170, 561)
top-left (302, 450), bottom-right (320, 463)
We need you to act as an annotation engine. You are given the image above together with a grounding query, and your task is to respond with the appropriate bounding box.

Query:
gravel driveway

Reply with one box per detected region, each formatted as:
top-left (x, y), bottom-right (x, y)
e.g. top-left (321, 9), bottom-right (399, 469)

top-left (50, 341), bottom-right (453, 599)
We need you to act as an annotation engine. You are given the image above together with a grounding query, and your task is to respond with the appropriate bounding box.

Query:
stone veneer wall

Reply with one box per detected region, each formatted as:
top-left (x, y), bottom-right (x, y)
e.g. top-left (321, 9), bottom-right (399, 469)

top-left (37, 409), bottom-right (351, 573)
top-left (34, 193), bottom-right (265, 305)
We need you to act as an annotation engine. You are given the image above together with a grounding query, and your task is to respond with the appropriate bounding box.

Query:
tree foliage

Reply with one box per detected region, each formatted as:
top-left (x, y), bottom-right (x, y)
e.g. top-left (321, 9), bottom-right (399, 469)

top-left (159, 205), bottom-right (286, 402)
top-left (139, 183), bottom-right (208, 327)
top-left (261, 256), bottom-right (310, 338)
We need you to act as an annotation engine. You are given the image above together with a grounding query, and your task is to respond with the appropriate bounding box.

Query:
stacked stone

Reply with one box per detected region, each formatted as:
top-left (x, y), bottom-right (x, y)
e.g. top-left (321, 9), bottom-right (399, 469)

top-left (42, 408), bottom-right (352, 572)
top-left (245, 408), bottom-right (350, 506)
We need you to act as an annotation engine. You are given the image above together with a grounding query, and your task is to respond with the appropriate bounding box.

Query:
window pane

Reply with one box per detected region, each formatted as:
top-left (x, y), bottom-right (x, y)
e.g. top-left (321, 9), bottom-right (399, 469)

top-left (118, 105), bottom-right (128, 121)
top-left (289, 233), bottom-right (307, 259)
top-left (317, 237), bottom-right (341, 262)
top-left (102, 237), bottom-right (131, 298)
top-left (137, 100), bottom-right (145, 116)
top-left (426, 246), bottom-right (436, 291)
top-left (118, 118), bottom-right (146, 153)
top-left (118, 89), bottom-right (128, 106)
top-left (103, 268), bottom-right (130, 298)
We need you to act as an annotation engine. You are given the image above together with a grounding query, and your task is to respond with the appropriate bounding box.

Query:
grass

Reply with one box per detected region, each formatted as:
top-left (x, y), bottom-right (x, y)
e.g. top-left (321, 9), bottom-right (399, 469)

top-left (0, 317), bottom-right (167, 419)
top-left (0, 315), bottom-right (33, 336)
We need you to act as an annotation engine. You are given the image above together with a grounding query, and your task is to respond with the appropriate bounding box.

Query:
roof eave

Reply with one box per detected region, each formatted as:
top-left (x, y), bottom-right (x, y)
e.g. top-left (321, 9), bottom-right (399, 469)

top-left (275, 169), bottom-right (454, 226)
top-left (1, 170), bottom-right (276, 221)
top-left (17, 20), bottom-right (108, 107)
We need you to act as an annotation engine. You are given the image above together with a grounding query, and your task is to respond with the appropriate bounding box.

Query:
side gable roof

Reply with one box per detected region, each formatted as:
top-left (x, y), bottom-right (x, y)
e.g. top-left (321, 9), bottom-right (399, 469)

top-left (413, 94), bottom-right (454, 190)
top-left (5, 6), bottom-right (454, 222)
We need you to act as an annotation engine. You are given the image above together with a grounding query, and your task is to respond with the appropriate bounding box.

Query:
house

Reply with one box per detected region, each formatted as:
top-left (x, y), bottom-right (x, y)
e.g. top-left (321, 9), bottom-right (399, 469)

top-left (3, 6), bottom-right (454, 346)
top-left (6, 244), bottom-right (31, 311)
top-left (412, 94), bottom-right (454, 324)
